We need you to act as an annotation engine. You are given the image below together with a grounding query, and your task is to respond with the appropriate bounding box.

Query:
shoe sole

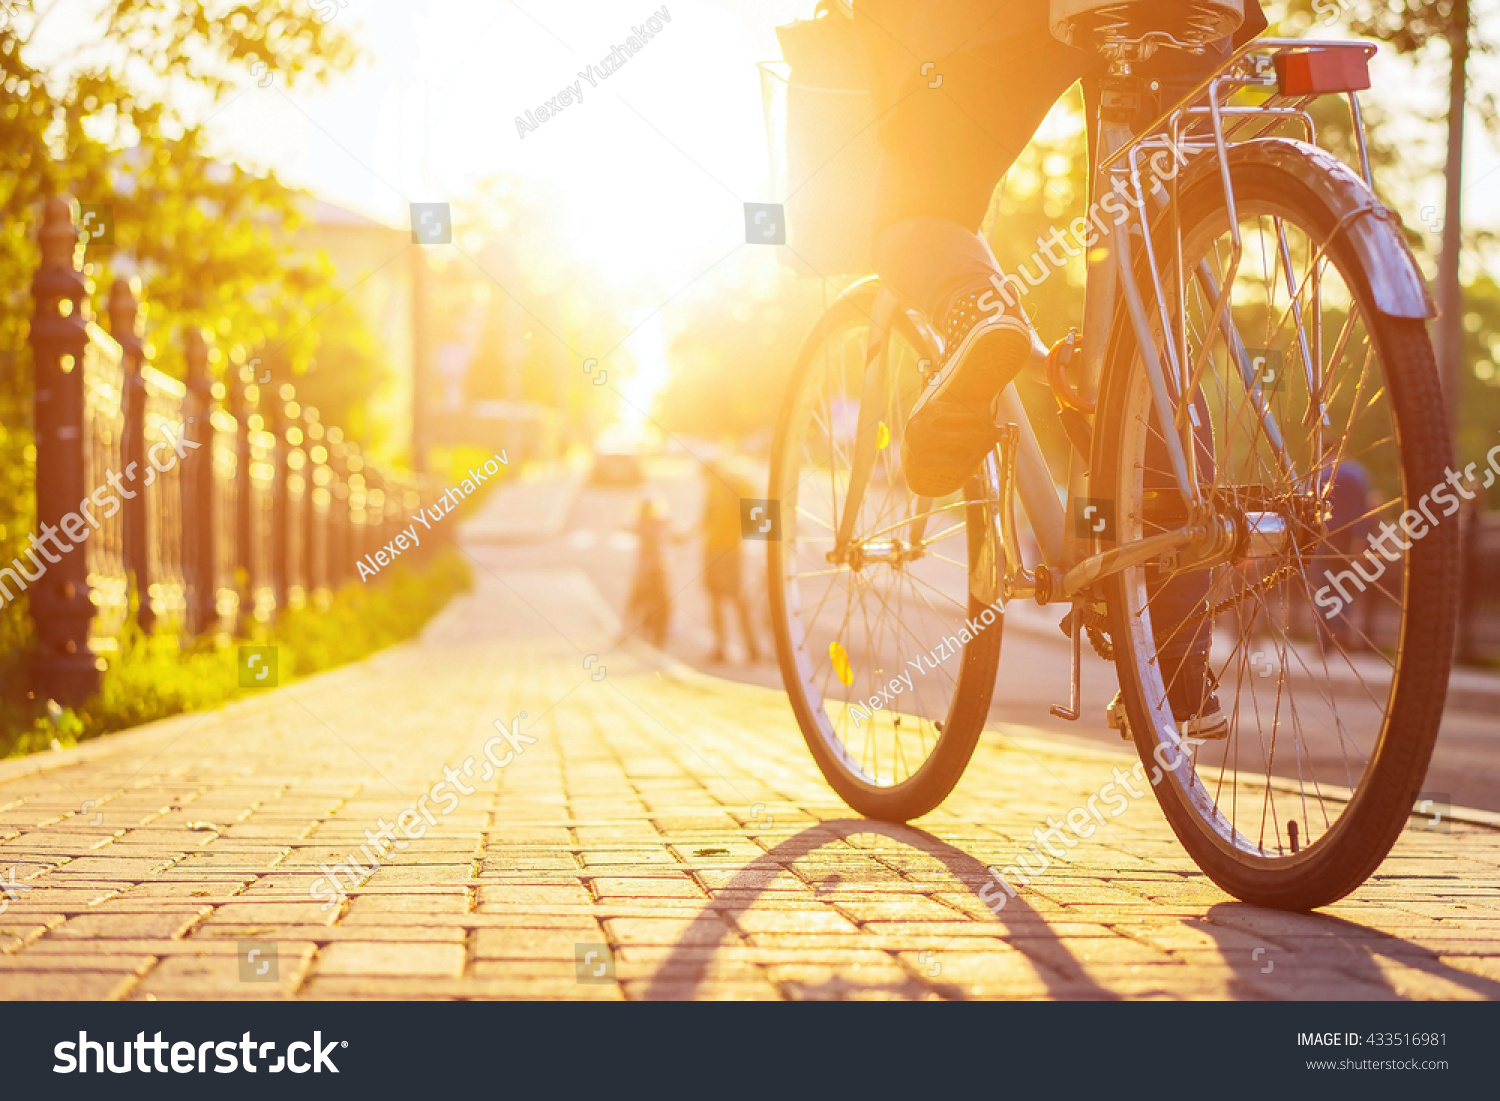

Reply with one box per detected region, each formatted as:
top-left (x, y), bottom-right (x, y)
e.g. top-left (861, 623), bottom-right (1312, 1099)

top-left (1181, 711), bottom-right (1230, 740)
top-left (921, 314), bottom-right (1032, 414)
top-left (901, 316), bottom-right (1032, 499)
top-left (1107, 696), bottom-right (1229, 741)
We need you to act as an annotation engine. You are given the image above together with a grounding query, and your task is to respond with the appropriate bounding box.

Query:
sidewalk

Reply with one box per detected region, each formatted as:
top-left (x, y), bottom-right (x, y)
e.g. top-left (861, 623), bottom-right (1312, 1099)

top-left (457, 458), bottom-right (587, 544)
top-left (1, 553), bottom-right (1497, 1000)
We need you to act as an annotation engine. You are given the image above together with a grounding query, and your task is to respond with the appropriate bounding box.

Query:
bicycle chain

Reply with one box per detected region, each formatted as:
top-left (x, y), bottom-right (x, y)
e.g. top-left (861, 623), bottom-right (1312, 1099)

top-left (1059, 607), bottom-right (1116, 661)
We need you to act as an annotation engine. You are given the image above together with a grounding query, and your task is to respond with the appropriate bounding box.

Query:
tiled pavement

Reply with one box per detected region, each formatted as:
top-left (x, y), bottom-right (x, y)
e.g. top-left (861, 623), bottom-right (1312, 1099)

top-left (2, 561), bottom-right (1498, 1001)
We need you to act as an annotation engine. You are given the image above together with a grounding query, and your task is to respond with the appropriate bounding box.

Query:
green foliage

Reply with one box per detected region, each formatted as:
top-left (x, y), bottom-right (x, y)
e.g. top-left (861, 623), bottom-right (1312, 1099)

top-left (285, 290), bottom-right (385, 443)
top-left (1, 548), bottom-right (471, 758)
top-left (0, 3), bottom-right (418, 721)
top-left (0, 0), bottom-right (362, 585)
top-left (1456, 271), bottom-right (1500, 491)
top-left (1, 1), bottom-right (361, 368)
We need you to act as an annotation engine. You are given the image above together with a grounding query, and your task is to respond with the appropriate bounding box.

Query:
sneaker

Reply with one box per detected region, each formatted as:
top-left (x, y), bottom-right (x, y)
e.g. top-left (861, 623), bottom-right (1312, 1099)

top-left (901, 288), bottom-right (1032, 499)
top-left (1179, 696), bottom-right (1230, 740)
top-left (1166, 666), bottom-right (1230, 740)
top-left (1105, 689), bottom-right (1231, 741)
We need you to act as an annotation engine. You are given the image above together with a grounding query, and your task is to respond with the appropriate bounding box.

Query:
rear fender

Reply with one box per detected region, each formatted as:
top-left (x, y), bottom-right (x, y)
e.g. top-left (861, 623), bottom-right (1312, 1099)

top-left (1190, 138), bottom-right (1436, 320)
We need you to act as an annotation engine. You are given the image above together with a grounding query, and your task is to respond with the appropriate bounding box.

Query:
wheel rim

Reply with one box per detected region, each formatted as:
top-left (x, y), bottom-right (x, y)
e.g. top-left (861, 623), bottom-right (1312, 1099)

top-left (1115, 191), bottom-right (1422, 864)
top-left (773, 307), bottom-right (1001, 792)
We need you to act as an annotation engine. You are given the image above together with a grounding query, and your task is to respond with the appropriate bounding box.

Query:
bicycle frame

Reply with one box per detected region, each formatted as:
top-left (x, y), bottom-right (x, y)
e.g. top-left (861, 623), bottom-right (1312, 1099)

top-left (851, 37), bottom-right (1413, 616)
top-left (829, 36), bottom-right (1434, 720)
top-left (776, 27), bottom-right (1457, 884)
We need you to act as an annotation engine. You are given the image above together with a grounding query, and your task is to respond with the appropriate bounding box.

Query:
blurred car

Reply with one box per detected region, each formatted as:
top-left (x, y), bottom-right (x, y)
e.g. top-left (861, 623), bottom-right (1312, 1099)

top-left (591, 448), bottom-right (645, 487)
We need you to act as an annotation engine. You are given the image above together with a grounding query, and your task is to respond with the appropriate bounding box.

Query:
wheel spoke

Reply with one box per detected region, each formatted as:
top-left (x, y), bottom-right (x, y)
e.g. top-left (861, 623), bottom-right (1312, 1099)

top-left (1109, 179), bottom-right (1445, 878)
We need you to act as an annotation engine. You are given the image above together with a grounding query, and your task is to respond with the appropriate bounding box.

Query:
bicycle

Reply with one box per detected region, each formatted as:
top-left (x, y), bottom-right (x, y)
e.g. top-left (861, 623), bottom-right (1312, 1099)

top-left (766, 0), bottom-right (1459, 911)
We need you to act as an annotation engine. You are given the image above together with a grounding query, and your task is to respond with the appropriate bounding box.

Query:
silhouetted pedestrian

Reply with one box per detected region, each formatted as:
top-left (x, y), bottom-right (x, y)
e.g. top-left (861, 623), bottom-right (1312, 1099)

top-left (625, 495), bottom-right (672, 648)
top-left (702, 460), bottom-right (761, 664)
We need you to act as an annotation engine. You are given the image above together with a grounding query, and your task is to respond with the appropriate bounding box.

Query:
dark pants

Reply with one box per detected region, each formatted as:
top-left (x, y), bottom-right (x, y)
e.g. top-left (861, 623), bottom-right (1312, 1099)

top-left (866, 10), bottom-right (1236, 322)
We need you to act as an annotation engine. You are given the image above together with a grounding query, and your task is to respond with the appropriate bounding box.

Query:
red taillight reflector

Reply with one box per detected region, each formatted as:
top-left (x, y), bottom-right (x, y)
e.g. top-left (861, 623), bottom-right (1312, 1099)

top-left (1274, 49), bottom-right (1372, 96)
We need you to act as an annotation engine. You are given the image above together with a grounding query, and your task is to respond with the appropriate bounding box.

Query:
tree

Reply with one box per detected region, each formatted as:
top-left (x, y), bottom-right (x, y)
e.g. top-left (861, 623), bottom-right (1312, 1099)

top-left (1294, 0), bottom-right (1494, 443)
top-left (0, 1), bottom-right (359, 699)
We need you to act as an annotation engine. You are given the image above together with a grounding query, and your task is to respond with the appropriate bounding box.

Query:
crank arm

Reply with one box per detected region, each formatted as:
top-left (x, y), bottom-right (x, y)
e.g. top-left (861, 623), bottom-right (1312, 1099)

top-left (1054, 514), bottom-right (1239, 603)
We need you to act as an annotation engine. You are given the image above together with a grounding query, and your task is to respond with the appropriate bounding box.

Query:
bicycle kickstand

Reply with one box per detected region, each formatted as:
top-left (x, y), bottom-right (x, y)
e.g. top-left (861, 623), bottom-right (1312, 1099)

top-left (1050, 601), bottom-right (1084, 722)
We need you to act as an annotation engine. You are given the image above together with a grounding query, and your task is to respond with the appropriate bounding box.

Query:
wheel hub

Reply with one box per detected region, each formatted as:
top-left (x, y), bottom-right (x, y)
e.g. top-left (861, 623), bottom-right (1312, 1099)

top-left (827, 538), bottom-right (924, 572)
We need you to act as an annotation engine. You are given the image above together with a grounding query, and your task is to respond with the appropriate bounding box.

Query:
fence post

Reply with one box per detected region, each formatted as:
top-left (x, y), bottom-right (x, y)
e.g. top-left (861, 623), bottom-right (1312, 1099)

top-left (365, 466), bottom-right (387, 567)
top-left (228, 364), bottom-right (256, 633)
top-left (269, 382), bottom-right (293, 617)
top-left (109, 276), bottom-right (153, 635)
top-left (302, 410), bottom-right (325, 602)
top-left (345, 441), bottom-right (366, 570)
top-left (28, 197), bottom-right (100, 706)
top-left (326, 427), bottom-right (349, 588)
top-left (182, 328), bottom-right (217, 636)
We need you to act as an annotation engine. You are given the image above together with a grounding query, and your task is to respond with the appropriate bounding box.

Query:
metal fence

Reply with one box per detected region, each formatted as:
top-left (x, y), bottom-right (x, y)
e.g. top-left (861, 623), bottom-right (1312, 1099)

top-left (26, 196), bottom-right (444, 705)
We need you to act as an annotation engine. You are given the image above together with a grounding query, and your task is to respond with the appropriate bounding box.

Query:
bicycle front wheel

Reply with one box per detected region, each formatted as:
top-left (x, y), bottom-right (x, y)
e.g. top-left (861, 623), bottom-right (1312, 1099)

top-left (768, 281), bottom-right (1004, 822)
top-left (1096, 141), bottom-right (1460, 910)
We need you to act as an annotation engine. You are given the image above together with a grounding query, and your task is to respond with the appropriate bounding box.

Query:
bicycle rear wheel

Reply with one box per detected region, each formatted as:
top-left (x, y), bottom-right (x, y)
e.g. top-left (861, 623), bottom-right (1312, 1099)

top-left (1095, 141), bottom-right (1459, 910)
top-left (768, 281), bottom-right (1004, 822)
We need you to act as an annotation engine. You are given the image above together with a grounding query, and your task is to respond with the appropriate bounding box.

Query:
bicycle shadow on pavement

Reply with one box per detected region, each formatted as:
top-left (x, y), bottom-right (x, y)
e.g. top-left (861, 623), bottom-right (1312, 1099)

top-left (1199, 901), bottom-right (1500, 999)
top-left (644, 818), bottom-right (1116, 1000)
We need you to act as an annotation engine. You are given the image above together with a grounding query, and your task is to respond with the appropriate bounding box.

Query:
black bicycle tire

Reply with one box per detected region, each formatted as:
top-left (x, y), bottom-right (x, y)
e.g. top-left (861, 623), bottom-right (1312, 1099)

top-left (1094, 146), bottom-right (1459, 910)
top-left (767, 282), bottom-right (1005, 822)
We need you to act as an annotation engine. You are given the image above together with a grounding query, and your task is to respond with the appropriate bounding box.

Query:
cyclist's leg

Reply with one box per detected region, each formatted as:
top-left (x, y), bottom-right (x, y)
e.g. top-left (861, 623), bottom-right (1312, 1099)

top-left (1124, 40), bottom-right (1262, 736)
top-left (867, 24), bottom-right (1100, 496)
top-left (1142, 395), bottom-right (1224, 733)
top-left (862, 0), bottom-right (1260, 322)
top-left (868, 28), bottom-right (1099, 324)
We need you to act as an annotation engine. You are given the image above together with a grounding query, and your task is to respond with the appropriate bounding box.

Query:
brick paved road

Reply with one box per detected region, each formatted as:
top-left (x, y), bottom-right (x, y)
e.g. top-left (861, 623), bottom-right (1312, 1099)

top-left (2, 482), bottom-right (1498, 1000)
